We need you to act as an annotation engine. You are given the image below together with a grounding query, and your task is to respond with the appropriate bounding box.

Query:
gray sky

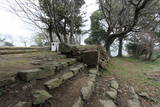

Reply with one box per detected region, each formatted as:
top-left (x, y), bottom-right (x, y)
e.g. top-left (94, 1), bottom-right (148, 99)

top-left (0, 0), bottom-right (98, 46)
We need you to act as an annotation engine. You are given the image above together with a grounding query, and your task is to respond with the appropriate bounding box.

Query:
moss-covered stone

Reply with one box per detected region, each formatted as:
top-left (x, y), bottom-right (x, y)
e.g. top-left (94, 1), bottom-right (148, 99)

top-left (70, 64), bottom-right (85, 74)
top-left (61, 72), bottom-right (74, 81)
top-left (44, 78), bottom-right (63, 90)
top-left (32, 90), bottom-right (52, 105)
top-left (18, 69), bottom-right (55, 81)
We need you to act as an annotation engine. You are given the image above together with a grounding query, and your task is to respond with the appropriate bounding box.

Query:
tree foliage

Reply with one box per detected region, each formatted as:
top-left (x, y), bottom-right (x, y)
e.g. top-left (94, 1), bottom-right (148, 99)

top-left (9, 0), bottom-right (85, 45)
top-left (85, 10), bottom-right (106, 45)
top-left (98, 0), bottom-right (158, 55)
top-left (127, 31), bottom-right (160, 60)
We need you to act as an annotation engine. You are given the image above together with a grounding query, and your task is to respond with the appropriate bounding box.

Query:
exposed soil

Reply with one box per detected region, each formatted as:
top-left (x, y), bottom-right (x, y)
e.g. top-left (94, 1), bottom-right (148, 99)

top-left (45, 72), bottom-right (89, 107)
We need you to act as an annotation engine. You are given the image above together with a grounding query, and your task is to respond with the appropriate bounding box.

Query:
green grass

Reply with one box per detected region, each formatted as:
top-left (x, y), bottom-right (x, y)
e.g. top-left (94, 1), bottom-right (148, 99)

top-left (105, 57), bottom-right (160, 101)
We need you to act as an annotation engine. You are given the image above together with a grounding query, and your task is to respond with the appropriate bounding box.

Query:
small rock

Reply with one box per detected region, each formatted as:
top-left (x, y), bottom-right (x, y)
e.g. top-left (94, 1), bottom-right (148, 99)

top-left (13, 101), bottom-right (32, 107)
top-left (72, 97), bottom-right (83, 107)
top-left (61, 72), bottom-right (74, 81)
top-left (47, 58), bottom-right (53, 61)
top-left (106, 90), bottom-right (117, 100)
top-left (67, 59), bottom-right (77, 65)
top-left (70, 67), bottom-right (80, 75)
top-left (129, 87), bottom-right (139, 100)
top-left (32, 90), bottom-right (52, 105)
top-left (99, 99), bottom-right (116, 107)
top-left (138, 92), bottom-right (149, 99)
top-left (128, 99), bottom-right (141, 107)
top-left (61, 61), bottom-right (68, 68)
top-left (117, 89), bottom-right (122, 93)
top-left (81, 81), bottom-right (95, 100)
top-left (31, 60), bottom-right (41, 65)
top-left (88, 69), bottom-right (98, 75)
top-left (128, 87), bottom-right (141, 107)
top-left (89, 74), bottom-right (96, 82)
top-left (130, 87), bottom-right (136, 94)
top-left (22, 84), bottom-right (32, 90)
top-left (110, 80), bottom-right (119, 90)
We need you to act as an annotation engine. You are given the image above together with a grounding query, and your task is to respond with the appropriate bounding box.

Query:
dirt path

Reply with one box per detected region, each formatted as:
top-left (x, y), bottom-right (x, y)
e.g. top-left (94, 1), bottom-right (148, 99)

top-left (86, 75), bottom-right (157, 107)
top-left (45, 72), bottom-right (89, 107)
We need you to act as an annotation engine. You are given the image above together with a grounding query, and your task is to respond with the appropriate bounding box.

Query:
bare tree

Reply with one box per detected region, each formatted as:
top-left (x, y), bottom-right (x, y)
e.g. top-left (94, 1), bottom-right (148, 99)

top-left (127, 30), bottom-right (160, 60)
top-left (98, 0), bottom-right (157, 55)
top-left (6, 0), bottom-right (85, 46)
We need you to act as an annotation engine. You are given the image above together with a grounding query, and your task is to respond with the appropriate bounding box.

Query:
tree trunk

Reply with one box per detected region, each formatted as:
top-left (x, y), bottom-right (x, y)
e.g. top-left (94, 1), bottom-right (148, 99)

top-left (70, 0), bottom-right (75, 44)
top-left (63, 21), bottom-right (68, 43)
top-left (104, 38), bottom-right (114, 56)
top-left (49, 25), bottom-right (53, 43)
top-left (148, 52), bottom-right (153, 61)
top-left (117, 37), bottom-right (123, 57)
top-left (148, 49), bottom-right (153, 61)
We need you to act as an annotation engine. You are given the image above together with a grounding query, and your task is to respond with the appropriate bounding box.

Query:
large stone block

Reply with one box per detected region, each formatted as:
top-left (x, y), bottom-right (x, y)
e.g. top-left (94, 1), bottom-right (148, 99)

top-left (44, 78), bottom-right (63, 90)
top-left (88, 69), bottom-right (98, 75)
top-left (82, 51), bottom-right (98, 67)
top-left (61, 72), bottom-right (74, 81)
top-left (18, 69), bottom-right (55, 81)
top-left (32, 90), bottom-right (52, 105)
top-left (59, 43), bottom-right (79, 57)
top-left (70, 64), bottom-right (85, 74)
top-left (59, 43), bottom-right (74, 54)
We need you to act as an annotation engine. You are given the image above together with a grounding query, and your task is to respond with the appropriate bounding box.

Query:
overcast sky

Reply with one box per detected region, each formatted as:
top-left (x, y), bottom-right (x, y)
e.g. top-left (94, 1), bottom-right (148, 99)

top-left (0, 0), bottom-right (98, 46)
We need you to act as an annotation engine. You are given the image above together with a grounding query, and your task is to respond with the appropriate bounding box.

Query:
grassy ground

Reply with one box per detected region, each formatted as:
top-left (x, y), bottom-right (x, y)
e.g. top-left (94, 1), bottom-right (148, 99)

top-left (105, 57), bottom-right (160, 102)
top-left (0, 51), bottom-right (64, 80)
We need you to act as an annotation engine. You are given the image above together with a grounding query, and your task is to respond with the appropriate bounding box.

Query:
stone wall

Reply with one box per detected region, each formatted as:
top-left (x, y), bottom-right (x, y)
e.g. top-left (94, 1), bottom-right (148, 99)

top-left (59, 43), bottom-right (110, 69)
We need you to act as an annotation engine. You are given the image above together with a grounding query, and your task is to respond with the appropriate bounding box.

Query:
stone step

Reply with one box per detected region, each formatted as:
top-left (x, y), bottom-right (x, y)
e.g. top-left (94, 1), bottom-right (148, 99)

top-left (32, 90), bottom-right (52, 105)
top-left (44, 63), bottom-right (86, 90)
top-left (44, 78), bottom-right (63, 90)
top-left (17, 69), bottom-right (55, 82)
top-left (45, 72), bottom-right (94, 107)
top-left (17, 58), bottom-right (77, 82)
